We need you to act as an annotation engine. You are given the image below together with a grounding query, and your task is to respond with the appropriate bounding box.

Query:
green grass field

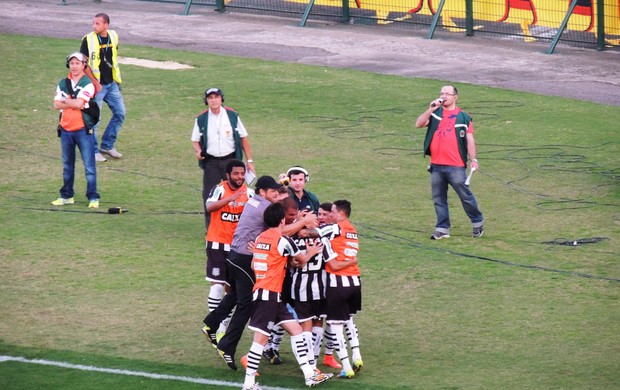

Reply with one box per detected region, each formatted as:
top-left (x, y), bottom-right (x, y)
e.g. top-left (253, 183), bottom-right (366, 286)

top-left (0, 33), bottom-right (618, 389)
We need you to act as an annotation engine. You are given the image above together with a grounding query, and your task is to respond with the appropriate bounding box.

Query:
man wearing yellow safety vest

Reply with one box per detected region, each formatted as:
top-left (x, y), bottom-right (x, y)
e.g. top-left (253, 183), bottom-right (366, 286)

top-left (80, 13), bottom-right (126, 163)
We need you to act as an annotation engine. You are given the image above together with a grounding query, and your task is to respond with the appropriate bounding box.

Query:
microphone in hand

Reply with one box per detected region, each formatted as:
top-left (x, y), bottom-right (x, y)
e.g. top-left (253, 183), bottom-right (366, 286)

top-left (431, 98), bottom-right (445, 108)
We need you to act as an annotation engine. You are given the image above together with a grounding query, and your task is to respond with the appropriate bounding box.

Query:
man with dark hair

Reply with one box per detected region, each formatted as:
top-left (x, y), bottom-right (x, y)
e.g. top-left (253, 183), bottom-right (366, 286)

top-left (201, 159), bottom-right (254, 340)
top-left (202, 176), bottom-right (318, 370)
top-left (202, 175), bottom-right (280, 370)
top-left (259, 196), bottom-right (309, 365)
top-left (286, 166), bottom-right (320, 212)
top-left (81, 13), bottom-right (126, 162)
top-left (314, 202), bottom-right (342, 369)
top-left (241, 202), bottom-right (332, 390)
top-left (322, 199), bottom-right (363, 379)
top-left (286, 200), bottom-right (338, 373)
top-left (415, 85), bottom-right (484, 240)
top-left (191, 87), bottom-right (255, 230)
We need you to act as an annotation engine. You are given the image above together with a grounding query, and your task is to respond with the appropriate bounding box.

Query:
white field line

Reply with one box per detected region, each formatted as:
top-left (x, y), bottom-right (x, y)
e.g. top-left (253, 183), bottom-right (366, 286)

top-left (0, 355), bottom-right (295, 390)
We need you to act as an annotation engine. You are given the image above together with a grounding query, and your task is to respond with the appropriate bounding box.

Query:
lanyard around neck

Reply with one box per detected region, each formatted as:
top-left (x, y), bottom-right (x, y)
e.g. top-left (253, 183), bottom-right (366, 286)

top-left (97, 34), bottom-right (110, 55)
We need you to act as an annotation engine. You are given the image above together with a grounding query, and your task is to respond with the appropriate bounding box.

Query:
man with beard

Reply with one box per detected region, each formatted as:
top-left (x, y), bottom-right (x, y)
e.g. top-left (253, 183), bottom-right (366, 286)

top-left (203, 176), bottom-right (318, 370)
top-left (201, 159), bottom-right (254, 340)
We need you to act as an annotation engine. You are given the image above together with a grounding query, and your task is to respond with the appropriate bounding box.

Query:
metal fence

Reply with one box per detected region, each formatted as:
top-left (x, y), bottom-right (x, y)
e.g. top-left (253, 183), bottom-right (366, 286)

top-left (142, 0), bottom-right (619, 52)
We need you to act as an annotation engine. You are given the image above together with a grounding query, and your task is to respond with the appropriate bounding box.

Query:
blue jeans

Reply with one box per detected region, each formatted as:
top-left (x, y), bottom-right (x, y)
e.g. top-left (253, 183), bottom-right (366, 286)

top-left (93, 82), bottom-right (126, 152)
top-left (430, 164), bottom-right (483, 233)
top-left (59, 128), bottom-right (99, 201)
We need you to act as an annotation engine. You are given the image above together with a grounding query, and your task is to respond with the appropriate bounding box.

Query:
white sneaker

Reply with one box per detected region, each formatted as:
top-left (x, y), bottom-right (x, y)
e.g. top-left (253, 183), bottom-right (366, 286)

top-left (95, 153), bottom-right (107, 162)
top-left (306, 371), bottom-right (332, 386)
top-left (51, 197), bottom-right (75, 206)
top-left (101, 148), bottom-right (122, 159)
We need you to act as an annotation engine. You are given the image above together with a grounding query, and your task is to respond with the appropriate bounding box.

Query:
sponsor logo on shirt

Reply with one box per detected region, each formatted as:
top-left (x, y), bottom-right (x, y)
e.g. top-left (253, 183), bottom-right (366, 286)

top-left (221, 212), bottom-right (241, 222)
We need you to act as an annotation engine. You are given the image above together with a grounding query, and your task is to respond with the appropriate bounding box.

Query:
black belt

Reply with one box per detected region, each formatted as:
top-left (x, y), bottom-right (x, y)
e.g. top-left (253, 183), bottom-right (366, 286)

top-left (206, 152), bottom-right (235, 161)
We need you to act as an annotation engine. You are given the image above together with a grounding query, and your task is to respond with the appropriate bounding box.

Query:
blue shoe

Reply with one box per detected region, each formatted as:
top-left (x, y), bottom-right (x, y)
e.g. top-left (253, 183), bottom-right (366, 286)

top-left (338, 369), bottom-right (355, 379)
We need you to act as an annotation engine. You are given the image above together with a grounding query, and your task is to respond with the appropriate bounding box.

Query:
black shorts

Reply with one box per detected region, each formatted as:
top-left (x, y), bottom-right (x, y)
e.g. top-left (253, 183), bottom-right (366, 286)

top-left (205, 243), bottom-right (229, 285)
top-left (249, 294), bottom-right (298, 336)
top-left (294, 299), bottom-right (326, 323)
top-left (326, 283), bottom-right (362, 322)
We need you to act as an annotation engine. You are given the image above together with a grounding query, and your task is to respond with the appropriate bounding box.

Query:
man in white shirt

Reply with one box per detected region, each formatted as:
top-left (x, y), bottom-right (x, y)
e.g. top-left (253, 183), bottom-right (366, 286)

top-left (191, 87), bottom-right (255, 230)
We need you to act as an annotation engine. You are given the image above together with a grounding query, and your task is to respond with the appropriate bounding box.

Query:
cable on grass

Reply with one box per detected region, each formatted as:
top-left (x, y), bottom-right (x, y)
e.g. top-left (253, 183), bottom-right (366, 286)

top-left (297, 107), bottom-right (617, 211)
top-left (16, 206), bottom-right (202, 215)
top-left (19, 206), bottom-right (108, 214)
top-left (0, 146), bottom-right (202, 194)
top-left (542, 237), bottom-right (609, 246)
top-left (470, 142), bottom-right (618, 210)
top-left (358, 224), bottom-right (620, 283)
top-left (298, 108), bottom-right (406, 140)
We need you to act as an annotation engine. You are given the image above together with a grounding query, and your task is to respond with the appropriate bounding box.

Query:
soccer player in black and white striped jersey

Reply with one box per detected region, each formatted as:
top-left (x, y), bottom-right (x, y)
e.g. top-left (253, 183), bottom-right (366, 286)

top-left (315, 203), bottom-right (342, 369)
top-left (289, 202), bottom-right (337, 372)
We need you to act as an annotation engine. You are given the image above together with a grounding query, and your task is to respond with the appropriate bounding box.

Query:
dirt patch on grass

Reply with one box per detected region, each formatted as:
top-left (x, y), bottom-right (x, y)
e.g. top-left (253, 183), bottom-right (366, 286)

top-left (117, 57), bottom-right (193, 70)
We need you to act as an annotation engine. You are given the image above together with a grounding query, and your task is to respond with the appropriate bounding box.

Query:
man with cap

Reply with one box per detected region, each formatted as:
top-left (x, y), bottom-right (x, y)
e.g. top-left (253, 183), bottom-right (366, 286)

top-left (191, 87), bottom-right (255, 231)
top-left (202, 176), bottom-right (318, 370)
top-left (51, 52), bottom-right (100, 209)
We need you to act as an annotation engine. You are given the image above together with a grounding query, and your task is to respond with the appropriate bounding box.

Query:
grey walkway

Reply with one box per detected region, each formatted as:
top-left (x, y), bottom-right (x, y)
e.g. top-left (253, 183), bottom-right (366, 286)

top-left (1, 0), bottom-right (618, 105)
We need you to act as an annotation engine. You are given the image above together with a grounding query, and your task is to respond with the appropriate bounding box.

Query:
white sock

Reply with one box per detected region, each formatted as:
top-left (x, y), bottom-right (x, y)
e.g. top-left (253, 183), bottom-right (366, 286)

top-left (345, 318), bottom-right (361, 362)
top-left (218, 311), bottom-right (232, 334)
top-left (208, 284), bottom-right (224, 312)
top-left (242, 342), bottom-right (264, 388)
top-left (312, 326), bottom-right (324, 360)
top-left (302, 331), bottom-right (316, 369)
top-left (271, 324), bottom-right (285, 352)
top-left (330, 323), bottom-right (352, 372)
top-left (324, 323), bottom-right (335, 355)
top-left (290, 333), bottom-right (314, 378)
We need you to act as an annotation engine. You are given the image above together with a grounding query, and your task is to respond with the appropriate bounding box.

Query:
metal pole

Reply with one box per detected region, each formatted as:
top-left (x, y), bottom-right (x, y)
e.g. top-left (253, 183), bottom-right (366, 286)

top-left (215, 0), bottom-right (225, 13)
top-left (465, 0), bottom-right (474, 36)
top-left (596, 0), bottom-right (605, 51)
top-left (341, 0), bottom-right (351, 24)
top-left (426, 0), bottom-right (447, 39)
top-left (182, 0), bottom-right (193, 15)
top-left (547, 0), bottom-right (579, 54)
top-left (299, 0), bottom-right (316, 27)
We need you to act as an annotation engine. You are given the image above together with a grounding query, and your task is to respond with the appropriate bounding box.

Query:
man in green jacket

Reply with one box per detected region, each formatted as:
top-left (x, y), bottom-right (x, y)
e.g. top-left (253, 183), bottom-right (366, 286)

top-left (415, 85), bottom-right (484, 240)
top-left (191, 87), bottom-right (255, 230)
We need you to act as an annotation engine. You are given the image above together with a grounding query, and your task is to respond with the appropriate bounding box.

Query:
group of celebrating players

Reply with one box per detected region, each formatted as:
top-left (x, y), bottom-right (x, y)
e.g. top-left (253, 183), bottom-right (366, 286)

top-left (199, 161), bottom-right (364, 390)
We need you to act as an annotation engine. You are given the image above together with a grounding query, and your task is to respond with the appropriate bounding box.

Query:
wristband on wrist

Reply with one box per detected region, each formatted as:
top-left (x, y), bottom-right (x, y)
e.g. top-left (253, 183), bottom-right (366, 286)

top-left (472, 159), bottom-right (478, 162)
top-left (247, 159), bottom-right (254, 163)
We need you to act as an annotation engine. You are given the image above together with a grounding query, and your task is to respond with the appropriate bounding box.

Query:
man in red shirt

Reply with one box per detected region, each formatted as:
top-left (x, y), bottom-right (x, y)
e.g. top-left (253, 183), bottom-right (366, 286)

top-left (415, 85), bottom-right (484, 240)
top-left (241, 202), bottom-right (332, 390)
